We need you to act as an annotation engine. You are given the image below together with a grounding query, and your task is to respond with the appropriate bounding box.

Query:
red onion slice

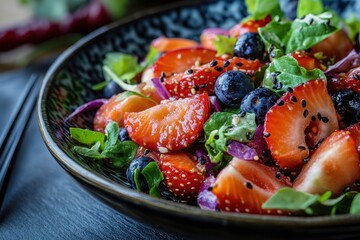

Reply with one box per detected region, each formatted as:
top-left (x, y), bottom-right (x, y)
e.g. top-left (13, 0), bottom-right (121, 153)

top-left (202, 28), bottom-right (229, 36)
top-left (151, 77), bottom-right (170, 100)
top-left (209, 95), bottom-right (222, 112)
top-left (325, 50), bottom-right (360, 77)
top-left (227, 141), bottom-right (258, 161)
top-left (65, 98), bottom-right (108, 121)
top-left (197, 176), bottom-right (218, 211)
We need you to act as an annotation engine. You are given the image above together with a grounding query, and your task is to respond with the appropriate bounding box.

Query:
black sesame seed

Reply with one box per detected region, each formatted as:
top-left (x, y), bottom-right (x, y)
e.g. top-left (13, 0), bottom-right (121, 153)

top-left (298, 145), bottom-right (306, 151)
top-left (239, 111), bottom-right (246, 117)
top-left (275, 171), bottom-right (282, 179)
top-left (271, 71), bottom-right (281, 79)
top-left (355, 180), bottom-right (360, 187)
top-left (210, 60), bottom-right (218, 67)
top-left (309, 18), bottom-right (314, 25)
top-left (273, 82), bottom-right (283, 90)
top-left (353, 73), bottom-right (359, 80)
top-left (160, 76), bottom-right (165, 82)
top-left (317, 112), bottom-right (322, 120)
top-left (236, 62), bottom-right (243, 67)
top-left (343, 186), bottom-right (351, 193)
top-left (214, 66), bottom-right (223, 72)
top-left (322, 117), bottom-right (329, 123)
top-left (245, 182), bottom-right (253, 189)
top-left (290, 96), bottom-right (298, 103)
top-left (199, 84), bottom-right (208, 88)
top-left (311, 115), bottom-right (316, 122)
top-left (287, 87), bottom-right (294, 93)
top-left (303, 109), bottom-right (309, 118)
top-left (278, 100), bottom-right (285, 106)
top-left (301, 99), bottom-right (307, 108)
top-left (264, 132), bottom-right (271, 137)
top-left (185, 69), bottom-right (193, 74)
top-left (161, 72), bottom-right (166, 78)
top-left (144, 149), bottom-right (150, 155)
top-left (246, 132), bottom-right (254, 141)
top-left (270, 50), bottom-right (276, 58)
top-left (223, 60), bottom-right (230, 67)
top-left (198, 156), bottom-right (206, 165)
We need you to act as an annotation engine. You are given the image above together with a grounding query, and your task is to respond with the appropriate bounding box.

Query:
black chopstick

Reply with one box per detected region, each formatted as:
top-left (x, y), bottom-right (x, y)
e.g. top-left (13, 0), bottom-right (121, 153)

top-left (0, 75), bottom-right (37, 148)
top-left (0, 75), bottom-right (41, 213)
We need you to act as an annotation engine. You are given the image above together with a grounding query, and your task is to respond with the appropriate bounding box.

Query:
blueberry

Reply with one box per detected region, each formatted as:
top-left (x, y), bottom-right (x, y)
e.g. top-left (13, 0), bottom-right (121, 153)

top-left (103, 81), bottom-right (123, 98)
top-left (234, 32), bottom-right (265, 60)
top-left (331, 89), bottom-right (360, 126)
top-left (240, 87), bottom-right (279, 124)
top-left (119, 127), bottom-right (131, 142)
top-left (215, 70), bottom-right (254, 107)
top-left (126, 156), bottom-right (154, 192)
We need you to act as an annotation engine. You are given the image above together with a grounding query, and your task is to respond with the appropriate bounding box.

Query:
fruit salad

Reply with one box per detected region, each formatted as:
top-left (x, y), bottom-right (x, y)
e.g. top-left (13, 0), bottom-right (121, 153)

top-left (68, 0), bottom-right (360, 216)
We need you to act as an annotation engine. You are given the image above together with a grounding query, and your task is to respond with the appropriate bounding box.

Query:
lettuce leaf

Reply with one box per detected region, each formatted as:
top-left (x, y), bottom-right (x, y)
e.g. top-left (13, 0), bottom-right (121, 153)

top-left (259, 12), bottom-right (338, 55)
top-left (204, 112), bottom-right (257, 163)
top-left (245, 0), bottom-right (283, 20)
top-left (262, 55), bottom-right (326, 94)
top-left (263, 188), bottom-right (360, 216)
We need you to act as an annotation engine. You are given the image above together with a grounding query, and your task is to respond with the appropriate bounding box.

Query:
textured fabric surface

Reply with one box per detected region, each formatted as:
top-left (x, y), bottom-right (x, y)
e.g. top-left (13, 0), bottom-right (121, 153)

top-left (0, 66), bottom-right (184, 240)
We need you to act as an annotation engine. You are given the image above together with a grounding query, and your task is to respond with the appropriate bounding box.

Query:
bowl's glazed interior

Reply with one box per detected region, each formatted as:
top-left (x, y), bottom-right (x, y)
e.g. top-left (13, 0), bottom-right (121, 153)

top-left (38, 0), bottom-right (360, 239)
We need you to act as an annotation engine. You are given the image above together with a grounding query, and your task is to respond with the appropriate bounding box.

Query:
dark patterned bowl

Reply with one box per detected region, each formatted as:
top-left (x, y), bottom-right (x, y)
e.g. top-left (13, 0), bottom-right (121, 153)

top-left (38, 0), bottom-right (360, 239)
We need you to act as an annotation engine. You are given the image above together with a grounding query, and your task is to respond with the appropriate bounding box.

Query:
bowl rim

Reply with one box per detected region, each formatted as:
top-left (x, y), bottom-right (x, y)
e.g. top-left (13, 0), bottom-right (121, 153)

top-left (37, 0), bottom-right (360, 228)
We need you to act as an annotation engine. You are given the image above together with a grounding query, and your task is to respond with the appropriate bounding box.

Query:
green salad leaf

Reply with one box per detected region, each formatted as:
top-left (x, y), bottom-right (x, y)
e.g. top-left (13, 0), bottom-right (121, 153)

top-left (204, 112), bottom-right (257, 163)
top-left (115, 90), bottom-right (157, 104)
top-left (100, 47), bottom-right (160, 92)
top-left (103, 52), bottom-right (141, 84)
top-left (70, 122), bottom-right (138, 170)
top-left (73, 141), bottom-right (104, 160)
top-left (70, 127), bottom-right (106, 150)
top-left (297, 0), bottom-right (323, 18)
top-left (259, 12), bottom-right (338, 55)
top-left (262, 55), bottom-right (326, 94)
top-left (214, 35), bottom-right (237, 56)
top-left (141, 162), bottom-right (164, 198)
top-left (245, 0), bottom-right (283, 20)
top-left (263, 188), bottom-right (360, 216)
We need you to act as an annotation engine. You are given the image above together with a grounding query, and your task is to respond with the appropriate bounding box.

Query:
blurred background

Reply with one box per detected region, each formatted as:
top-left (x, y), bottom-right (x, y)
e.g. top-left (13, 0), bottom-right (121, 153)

top-left (0, 0), bottom-right (184, 72)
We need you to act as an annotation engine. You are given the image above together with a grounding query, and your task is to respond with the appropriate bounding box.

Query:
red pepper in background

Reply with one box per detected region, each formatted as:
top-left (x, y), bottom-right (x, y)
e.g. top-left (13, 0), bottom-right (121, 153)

top-left (0, 0), bottom-right (113, 52)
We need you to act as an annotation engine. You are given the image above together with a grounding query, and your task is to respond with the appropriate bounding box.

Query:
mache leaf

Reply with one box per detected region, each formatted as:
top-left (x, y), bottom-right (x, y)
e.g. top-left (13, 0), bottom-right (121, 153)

top-left (214, 35), bottom-right (237, 56)
top-left (70, 127), bottom-right (105, 150)
top-left (141, 162), bottom-right (164, 198)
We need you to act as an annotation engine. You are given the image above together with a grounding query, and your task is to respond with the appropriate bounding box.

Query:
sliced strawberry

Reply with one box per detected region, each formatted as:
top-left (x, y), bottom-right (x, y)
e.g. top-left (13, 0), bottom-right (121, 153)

top-left (346, 123), bottom-right (360, 151)
top-left (328, 67), bottom-right (360, 93)
top-left (290, 51), bottom-right (326, 71)
top-left (153, 47), bottom-right (217, 78)
top-left (264, 80), bottom-right (339, 172)
top-left (151, 36), bottom-right (198, 52)
top-left (93, 93), bottom-right (157, 132)
top-left (294, 130), bottom-right (360, 196)
top-left (158, 152), bottom-right (205, 200)
top-left (311, 29), bottom-right (354, 63)
top-left (124, 92), bottom-right (210, 152)
top-left (164, 57), bottom-right (263, 98)
top-left (211, 158), bottom-right (290, 214)
top-left (229, 15), bottom-right (271, 38)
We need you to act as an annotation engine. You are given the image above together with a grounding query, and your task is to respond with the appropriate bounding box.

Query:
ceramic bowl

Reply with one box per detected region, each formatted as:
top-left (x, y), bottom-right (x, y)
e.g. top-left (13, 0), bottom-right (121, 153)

top-left (37, 0), bottom-right (360, 239)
